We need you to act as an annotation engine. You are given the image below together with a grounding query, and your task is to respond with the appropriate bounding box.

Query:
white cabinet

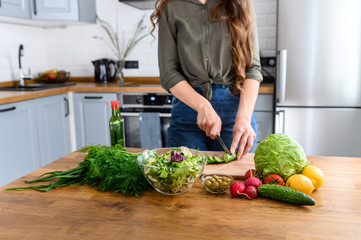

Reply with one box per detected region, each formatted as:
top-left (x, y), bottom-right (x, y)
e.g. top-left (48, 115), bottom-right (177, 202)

top-left (37, 94), bottom-right (71, 166)
top-left (30, 0), bottom-right (79, 21)
top-left (0, 99), bottom-right (40, 186)
top-left (73, 93), bottom-right (117, 149)
top-left (0, 94), bottom-right (72, 186)
top-left (31, 0), bottom-right (96, 22)
top-left (0, 0), bottom-right (96, 26)
top-left (0, 0), bottom-right (30, 18)
top-left (254, 94), bottom-right (274, 147)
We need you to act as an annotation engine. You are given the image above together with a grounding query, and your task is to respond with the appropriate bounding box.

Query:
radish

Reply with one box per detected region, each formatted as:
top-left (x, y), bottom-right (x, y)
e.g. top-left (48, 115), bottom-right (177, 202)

top-left (245, 177), bottom-right (262, 188)
top-left (244, 169), bottom-right (262, 180)
top-left (230, 181), bottom-right (246, 197)
top-left (244, 186), bottom-right (257, 199)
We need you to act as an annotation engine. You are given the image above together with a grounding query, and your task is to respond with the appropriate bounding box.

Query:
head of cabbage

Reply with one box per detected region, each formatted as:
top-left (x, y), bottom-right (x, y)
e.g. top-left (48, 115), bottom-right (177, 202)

top-left (254, 133), bottom-right (309, 181)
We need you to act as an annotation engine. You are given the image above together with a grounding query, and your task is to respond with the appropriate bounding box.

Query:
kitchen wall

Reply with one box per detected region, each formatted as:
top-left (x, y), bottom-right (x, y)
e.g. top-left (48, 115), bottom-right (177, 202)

top-left (0, 0), bottom-right (277, 83)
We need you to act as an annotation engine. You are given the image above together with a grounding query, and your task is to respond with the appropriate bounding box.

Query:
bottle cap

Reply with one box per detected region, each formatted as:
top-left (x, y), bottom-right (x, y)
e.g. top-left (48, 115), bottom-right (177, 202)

top-left (111, 100), bottom-right (120, 109)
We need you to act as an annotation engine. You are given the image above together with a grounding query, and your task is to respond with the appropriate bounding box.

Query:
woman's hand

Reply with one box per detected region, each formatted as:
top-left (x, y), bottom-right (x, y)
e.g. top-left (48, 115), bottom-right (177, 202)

top-left (169, 80), bottom-right (222, 139)
top-left (230, 79), bottom-right (260, 160)
top-left (230, 117), bottom-right (256, 160)
top-left (196, 101), bottom-right (222, 139)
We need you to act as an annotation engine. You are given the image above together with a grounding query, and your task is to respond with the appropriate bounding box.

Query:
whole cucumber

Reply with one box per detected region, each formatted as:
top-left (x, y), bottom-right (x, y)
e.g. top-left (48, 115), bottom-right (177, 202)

top-left (258, 184), bottom-right (315, 206)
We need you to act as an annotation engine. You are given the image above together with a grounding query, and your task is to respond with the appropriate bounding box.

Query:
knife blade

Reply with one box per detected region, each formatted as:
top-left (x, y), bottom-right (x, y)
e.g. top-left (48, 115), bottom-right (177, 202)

top-left (216, 134), bottom-right (232, 155)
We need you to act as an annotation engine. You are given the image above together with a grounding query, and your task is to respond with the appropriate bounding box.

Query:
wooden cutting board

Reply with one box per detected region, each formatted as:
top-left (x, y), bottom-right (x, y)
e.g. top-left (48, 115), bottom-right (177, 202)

top-left (203, 152), bottom-right (255, 179)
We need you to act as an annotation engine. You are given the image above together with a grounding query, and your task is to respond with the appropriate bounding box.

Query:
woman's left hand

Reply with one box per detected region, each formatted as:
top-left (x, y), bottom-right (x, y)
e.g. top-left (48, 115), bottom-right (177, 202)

top-left (230, 117), bottom-right (256, 160)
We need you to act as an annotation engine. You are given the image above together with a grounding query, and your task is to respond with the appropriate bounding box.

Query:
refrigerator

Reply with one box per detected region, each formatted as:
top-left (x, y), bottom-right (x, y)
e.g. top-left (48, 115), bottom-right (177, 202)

top-left (275, 0), bottom-right (361, 157)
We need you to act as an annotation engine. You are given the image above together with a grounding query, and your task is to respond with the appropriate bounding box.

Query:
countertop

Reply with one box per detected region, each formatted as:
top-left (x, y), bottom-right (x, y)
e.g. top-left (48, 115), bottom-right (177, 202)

top-left (0, 81), bottom-right (274, 105)
top-left (1, 148), bottom-right (360, 239)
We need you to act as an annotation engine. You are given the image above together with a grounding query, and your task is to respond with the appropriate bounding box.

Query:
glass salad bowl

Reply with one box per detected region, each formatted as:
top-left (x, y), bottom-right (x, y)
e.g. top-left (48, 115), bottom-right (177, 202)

top-left (137, 147), bottom-right (208, 195)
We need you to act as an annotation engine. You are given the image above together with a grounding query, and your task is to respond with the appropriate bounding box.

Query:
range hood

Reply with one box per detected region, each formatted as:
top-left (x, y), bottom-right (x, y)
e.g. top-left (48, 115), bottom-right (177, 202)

top-left (119, 0), bottom-right (156, 10)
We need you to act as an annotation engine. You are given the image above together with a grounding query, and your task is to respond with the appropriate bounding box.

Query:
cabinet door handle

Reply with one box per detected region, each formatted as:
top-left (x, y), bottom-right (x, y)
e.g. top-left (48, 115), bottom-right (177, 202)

top-left (33, 0), bottom-right (37, 15)
top-left (0, 0), bottom-right (2, 8)
top-left (64, 97), bottom-right (69, 117)
top-left (0, 106), bottom-right (16, 113)
top-left (84, 96), bottom-right (103, 99)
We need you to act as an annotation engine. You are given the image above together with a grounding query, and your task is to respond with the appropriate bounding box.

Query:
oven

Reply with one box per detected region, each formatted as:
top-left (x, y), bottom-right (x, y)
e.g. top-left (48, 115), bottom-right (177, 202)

top-left (118, 92), bottom-right (173, 148)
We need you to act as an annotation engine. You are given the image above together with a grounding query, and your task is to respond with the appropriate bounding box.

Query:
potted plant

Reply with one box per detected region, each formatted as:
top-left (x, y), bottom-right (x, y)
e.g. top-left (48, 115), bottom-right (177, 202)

top-left (94, 15), bottom-right (149, 83)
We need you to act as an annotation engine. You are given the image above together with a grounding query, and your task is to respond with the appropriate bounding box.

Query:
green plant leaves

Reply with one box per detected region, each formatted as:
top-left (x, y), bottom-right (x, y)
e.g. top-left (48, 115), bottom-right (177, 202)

top-left (94, 14), bottom-right (149, 61)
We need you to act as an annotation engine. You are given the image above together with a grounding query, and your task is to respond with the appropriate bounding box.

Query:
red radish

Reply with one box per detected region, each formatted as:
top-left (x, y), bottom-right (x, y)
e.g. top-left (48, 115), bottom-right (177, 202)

top-left (244, 169), bottom-right (262, 180)
top-left (245, 177), bottom-right (262, 188)
top-left (230, 181), bottom-right (246, 197)
top-left (244, 186), bottom-right (257, 199)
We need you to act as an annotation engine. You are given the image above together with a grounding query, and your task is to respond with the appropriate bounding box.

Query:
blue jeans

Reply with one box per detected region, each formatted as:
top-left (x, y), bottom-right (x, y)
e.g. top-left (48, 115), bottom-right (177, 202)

top-left (167, 84), bottom-right (257, 152)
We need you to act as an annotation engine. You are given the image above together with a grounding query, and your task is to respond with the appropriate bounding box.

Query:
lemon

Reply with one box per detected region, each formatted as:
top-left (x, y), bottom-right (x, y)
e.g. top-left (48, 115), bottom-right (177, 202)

top-left (286, 174), bottom-right (314, 196)
top-left (302, 165), bottom-right (324, 190)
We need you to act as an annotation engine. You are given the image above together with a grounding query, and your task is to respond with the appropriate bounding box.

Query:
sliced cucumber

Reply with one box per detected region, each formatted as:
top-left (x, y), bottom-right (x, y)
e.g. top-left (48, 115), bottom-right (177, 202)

top-left (223, 151), bottom-right (237, 163)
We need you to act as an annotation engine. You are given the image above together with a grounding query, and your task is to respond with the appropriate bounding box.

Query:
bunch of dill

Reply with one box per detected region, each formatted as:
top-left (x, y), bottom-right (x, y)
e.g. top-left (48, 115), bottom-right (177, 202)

top-left (5, 144), bottom-right (150, 198)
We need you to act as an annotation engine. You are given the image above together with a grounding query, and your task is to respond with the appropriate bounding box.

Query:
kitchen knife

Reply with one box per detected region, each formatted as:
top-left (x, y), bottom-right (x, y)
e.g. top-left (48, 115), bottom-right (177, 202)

top-left (216, 134), bottom-right (232, 155)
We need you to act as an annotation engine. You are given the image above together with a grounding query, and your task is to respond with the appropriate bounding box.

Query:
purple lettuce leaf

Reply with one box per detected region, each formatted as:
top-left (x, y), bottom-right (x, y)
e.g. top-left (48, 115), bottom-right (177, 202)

top-left (170, 150), bottom-right (185, 162)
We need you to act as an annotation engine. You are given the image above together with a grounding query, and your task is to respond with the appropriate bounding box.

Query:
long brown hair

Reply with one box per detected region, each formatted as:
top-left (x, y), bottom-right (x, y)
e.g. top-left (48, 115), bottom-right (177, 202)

top-left (151, 0), bottom-right (254, 92)
top-left (150, 0), bottom-right (170, 35)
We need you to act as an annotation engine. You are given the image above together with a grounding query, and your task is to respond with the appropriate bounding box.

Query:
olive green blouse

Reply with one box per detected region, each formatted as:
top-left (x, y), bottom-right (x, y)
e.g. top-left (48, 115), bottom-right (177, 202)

top-left (158, 0), bottom-right (263, 100)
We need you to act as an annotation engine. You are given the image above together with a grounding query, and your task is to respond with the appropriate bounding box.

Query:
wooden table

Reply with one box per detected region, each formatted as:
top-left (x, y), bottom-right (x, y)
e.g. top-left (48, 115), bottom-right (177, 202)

top-left (1, 149), bottom-right (360, 240)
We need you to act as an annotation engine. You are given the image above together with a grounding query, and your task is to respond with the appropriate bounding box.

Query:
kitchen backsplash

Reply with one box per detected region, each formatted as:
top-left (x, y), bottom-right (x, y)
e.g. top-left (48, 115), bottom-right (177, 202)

top-left (0, 0), bottom-right (276, 83)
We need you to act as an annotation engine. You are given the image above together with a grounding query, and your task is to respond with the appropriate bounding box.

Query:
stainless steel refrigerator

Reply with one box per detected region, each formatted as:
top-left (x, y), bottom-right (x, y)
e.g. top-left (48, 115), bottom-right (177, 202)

top-left (275, 0), bottom-right (361, 157)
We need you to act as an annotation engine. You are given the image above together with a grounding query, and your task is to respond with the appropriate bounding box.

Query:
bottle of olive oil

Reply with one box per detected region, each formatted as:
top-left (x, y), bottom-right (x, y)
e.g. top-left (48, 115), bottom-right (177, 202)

top-left (109, 100), bottom-right (124, 147)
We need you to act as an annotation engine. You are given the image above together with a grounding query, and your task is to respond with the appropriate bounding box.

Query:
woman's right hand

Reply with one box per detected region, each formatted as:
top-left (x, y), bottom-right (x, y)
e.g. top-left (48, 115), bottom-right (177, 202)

top-left (169, 80), bottom-right (221, 138)
top-left (196, 101), bottom-right (222, 139)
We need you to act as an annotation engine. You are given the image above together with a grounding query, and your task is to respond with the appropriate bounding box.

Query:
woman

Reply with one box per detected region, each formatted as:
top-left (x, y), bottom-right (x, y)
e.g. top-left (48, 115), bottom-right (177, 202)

top-left (151, 0), bottom-right (263, 160)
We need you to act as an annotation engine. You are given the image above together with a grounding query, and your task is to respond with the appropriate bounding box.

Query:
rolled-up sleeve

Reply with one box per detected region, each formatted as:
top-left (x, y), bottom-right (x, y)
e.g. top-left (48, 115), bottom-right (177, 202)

top-left (158, 9), bottom-right (186, 91)
top-left (245, 2), bottom-right (263, 82)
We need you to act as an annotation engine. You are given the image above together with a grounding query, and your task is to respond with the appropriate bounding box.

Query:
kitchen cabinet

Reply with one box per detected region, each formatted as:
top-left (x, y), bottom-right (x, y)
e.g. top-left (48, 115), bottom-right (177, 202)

top-left (0, 0), bottom-right (30, 19)
top-left (0, 94), bottom-right (72, 186)
top-left (73, 93), bottom-right (117, 149)
top-left (254, 94), bottom-right (274, 147)
top-left (30, 0), bottom-right (96, 22)
top-left (0, 0), bottom-right (96, 27)
top-left (0, 99), bottom-right (40, 187)
top-left (30, 0), bottom-right (79, 21)
top-left (36, 94), bottom-right (71, 167)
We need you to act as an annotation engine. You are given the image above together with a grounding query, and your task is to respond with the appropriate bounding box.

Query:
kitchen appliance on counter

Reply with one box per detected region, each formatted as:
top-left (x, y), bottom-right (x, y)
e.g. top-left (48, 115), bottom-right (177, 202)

top-left (275, 0), bottom-right (361, 157)
top-left (118, 92), bottom-right (173, 148)
top-left (92, 59), bottom-right (118, 83)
